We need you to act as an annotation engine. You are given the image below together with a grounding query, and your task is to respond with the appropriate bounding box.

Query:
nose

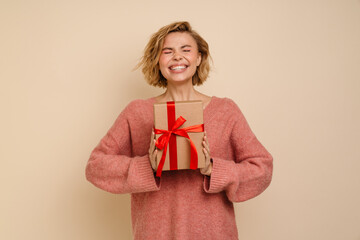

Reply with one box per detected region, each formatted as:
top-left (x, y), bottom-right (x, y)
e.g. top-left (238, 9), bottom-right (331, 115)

top-left (173, 51), bottom-right (183, 61)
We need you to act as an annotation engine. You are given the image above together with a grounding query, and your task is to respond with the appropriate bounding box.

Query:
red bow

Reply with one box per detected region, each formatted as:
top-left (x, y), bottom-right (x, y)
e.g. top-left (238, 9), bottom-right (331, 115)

top-left (154, 116), bottom-right (204, 177)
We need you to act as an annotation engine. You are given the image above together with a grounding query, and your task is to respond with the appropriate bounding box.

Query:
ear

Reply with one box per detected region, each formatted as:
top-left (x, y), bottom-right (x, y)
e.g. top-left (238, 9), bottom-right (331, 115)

top-left (196, 52), bottom-right (202, 66)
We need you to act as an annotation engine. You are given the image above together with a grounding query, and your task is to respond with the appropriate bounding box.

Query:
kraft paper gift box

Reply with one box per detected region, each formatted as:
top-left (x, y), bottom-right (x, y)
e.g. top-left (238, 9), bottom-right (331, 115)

top-left (153, 100), bottom-right (205, 177)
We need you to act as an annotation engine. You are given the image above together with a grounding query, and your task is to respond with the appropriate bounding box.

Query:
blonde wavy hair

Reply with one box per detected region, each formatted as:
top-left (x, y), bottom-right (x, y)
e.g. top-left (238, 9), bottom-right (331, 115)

top-left (137, 21), bottom-right (211, 88)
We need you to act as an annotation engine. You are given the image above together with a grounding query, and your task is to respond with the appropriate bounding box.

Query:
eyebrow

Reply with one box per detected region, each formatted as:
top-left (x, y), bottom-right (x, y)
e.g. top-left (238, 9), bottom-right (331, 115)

top-left (162, 45), bottom-right (193, 51)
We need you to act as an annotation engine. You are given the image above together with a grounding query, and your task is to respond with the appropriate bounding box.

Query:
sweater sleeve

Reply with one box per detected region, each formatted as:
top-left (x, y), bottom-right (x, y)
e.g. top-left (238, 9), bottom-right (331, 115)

top-left (204, 100), bottom-right (273, 202)
top-left (85, 102), bottom-right (160, 194)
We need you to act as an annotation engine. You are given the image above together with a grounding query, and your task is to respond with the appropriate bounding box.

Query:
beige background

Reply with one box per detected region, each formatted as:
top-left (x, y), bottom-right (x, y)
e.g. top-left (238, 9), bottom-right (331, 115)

top-left (1, 0), bottom-right (359, 239)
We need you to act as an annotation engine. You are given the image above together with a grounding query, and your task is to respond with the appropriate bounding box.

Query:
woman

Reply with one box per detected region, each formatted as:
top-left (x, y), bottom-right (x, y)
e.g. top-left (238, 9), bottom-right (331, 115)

top-left (86, 21), bottom-right (273, 240)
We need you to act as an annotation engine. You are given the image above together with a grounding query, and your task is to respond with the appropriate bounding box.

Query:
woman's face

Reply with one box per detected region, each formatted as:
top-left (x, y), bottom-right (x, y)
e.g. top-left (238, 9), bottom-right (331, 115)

top-left (159, 32), bottom-right (201, 85)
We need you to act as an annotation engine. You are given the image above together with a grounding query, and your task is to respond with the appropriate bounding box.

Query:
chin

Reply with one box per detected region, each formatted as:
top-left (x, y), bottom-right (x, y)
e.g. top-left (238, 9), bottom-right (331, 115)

top-left (167, 77), bottom-right (193, 84)
top-left (164, 73), bottom-right (195, 84)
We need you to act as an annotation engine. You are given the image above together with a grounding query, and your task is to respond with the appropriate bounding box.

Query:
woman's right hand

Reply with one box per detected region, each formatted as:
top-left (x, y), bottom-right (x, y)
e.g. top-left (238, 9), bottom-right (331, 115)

top-left (148, 131), bottom-right (158, 171)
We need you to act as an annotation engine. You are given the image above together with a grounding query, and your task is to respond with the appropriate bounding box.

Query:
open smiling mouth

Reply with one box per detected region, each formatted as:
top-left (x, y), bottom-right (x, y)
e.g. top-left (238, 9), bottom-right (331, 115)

top-left (169, 65), bottom-right (188, 70)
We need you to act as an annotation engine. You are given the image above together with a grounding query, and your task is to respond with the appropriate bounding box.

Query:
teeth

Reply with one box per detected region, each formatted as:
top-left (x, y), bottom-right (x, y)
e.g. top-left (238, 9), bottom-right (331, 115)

top-left (170, 66), bottom-right (186, 70)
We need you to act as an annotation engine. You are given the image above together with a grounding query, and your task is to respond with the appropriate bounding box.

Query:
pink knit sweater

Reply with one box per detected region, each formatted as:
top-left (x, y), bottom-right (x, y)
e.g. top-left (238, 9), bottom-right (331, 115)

top-left (86, 96), bottom-right (273, 240)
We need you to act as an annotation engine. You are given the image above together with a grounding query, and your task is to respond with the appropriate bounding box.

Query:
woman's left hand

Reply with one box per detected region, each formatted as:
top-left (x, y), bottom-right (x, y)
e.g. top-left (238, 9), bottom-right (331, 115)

top-left (200, 132), bottom-right (212, 176)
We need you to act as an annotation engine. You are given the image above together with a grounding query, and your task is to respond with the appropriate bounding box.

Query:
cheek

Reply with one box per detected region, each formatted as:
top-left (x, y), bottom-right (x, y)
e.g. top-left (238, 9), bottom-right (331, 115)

top-left (158, 60), bottom-right (166, 72)
top-left (190, 54), bottom-right (200, 65)
top-left (159, 56), bottom-right (169, 69)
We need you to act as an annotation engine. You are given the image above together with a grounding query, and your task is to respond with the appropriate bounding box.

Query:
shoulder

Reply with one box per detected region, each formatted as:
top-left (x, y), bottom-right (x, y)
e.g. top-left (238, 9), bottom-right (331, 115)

top-left (126, 97), bottom-right (155, 108)
top-left (207, 96), bottom-right (247, 124)
top-left (109, 98), bottom-right (155, 130)
top-left (216, 97), bottom-right (237, 105)
top-left (211, 96), bottom-right (241, 112)
top-left (122, 97), bottom-right (155, 113)
top-left (113, 98), bottom-right (155, 122)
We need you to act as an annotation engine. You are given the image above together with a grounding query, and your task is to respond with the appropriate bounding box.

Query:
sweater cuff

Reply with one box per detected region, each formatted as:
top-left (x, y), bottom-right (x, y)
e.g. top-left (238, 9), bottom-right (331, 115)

top-left (129, 155), bottom-right (161, 193)
top-left (203, 157), bottom-right (233, 193)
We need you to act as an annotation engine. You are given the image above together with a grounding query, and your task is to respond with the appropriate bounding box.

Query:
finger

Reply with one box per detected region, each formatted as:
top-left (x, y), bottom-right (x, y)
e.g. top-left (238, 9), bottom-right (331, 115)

top-left (154, 149), bottom-right (157, 165)
top-left (150, 149), bottom-right (157, 169)
top-left (203, 132), bottom-right (210, 147)
top-left (153, 139), bottom-right (158, 150)
top-left (151, 131), bottom-right (157, 143)
top-left (202, 148), bottom-right (210, 161)
top-left (151, 132), bottom-right (157, 149)
top-left (152, 149), bottom-right (158, 170)
top-left (149, 139), bottom-right (155, 152)
top-left (204, 135), bottom-right (209, 146)
top-left (202, 147), bottom-right (207, 154)
top-left (203, 140), bottom-right (210, 154)
top-left (152, 148), bottom-right (158, 158)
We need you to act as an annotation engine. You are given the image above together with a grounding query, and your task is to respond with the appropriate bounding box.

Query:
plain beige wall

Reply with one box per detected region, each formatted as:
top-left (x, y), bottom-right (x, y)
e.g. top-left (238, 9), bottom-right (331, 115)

top-left (1, 0), bottom-right (360, 239)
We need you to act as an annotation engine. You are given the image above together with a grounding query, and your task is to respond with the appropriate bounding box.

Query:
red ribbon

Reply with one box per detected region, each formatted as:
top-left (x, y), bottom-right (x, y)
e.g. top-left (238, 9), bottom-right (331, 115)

top-left (154, 101), bottom-right (204, 177)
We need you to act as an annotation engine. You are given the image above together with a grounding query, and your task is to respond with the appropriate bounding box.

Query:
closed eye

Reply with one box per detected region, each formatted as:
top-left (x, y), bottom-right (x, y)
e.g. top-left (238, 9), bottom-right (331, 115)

top-left (162, 47), bottom-right (173, 54)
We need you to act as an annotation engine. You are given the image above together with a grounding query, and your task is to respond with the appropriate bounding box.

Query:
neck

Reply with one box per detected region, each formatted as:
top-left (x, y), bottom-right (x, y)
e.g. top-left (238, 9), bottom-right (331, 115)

top-left (162, 81), bottom-right (199, 101)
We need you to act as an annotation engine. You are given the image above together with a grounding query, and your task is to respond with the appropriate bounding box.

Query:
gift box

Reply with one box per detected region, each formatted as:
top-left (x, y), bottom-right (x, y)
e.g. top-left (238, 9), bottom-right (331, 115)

top-left (153, 100), bottom-right (205, 177)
